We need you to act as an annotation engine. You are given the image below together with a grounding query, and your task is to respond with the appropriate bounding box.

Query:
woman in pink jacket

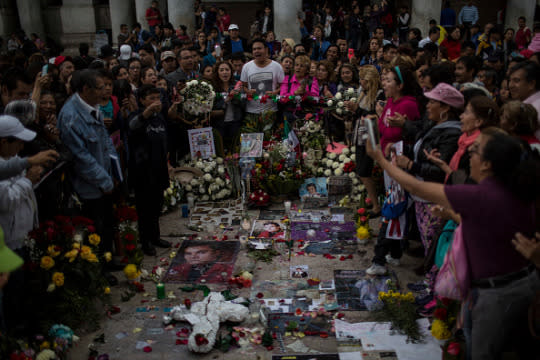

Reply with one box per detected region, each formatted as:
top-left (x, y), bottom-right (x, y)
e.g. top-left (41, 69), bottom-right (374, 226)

top-left (379, 66), bottom-right (421, 156)
top-left (280, 55), bottom-right (319, 123)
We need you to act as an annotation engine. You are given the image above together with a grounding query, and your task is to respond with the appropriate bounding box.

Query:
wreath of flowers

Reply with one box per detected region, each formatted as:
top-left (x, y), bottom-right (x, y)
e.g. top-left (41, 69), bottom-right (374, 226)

top-left (181, 80), bottom-right (215, 116)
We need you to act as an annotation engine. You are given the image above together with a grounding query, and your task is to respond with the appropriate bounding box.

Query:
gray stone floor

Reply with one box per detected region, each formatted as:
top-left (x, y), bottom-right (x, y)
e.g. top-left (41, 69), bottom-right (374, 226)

top-left (69, 203), bottom-right (424, 359)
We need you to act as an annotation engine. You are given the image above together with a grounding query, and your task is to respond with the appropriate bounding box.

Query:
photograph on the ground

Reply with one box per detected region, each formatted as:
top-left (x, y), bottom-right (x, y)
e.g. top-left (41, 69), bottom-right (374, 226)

top-left (163, 240), bottom-right (240, 283)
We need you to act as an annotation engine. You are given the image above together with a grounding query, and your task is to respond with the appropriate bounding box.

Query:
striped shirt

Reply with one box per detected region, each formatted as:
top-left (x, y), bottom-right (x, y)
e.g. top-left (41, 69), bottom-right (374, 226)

top-left (458, 6), bottom-right (479, 25)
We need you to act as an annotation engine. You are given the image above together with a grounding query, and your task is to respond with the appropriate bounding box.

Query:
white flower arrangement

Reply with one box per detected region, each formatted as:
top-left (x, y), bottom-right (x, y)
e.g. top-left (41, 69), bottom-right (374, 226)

top-left (162, 179), bottom-right (184, 213)
top-left (316, 145), bottom-right (357, 179)
top-left (181, 79), bottom-right (215, 116)
top-left (180, 156), bottom-right (234, 202)
top-left (327, 90), bottom-right (357, 114)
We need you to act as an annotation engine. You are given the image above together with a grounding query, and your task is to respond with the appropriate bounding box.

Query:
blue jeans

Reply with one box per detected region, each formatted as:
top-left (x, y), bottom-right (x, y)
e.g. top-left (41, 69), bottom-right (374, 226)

top-left (463, 270), bottom-right (540, 360)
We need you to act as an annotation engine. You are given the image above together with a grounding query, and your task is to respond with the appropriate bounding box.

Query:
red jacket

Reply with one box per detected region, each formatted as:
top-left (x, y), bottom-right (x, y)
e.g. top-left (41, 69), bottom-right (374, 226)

top-left (440, 39), bottom-right (461, 61)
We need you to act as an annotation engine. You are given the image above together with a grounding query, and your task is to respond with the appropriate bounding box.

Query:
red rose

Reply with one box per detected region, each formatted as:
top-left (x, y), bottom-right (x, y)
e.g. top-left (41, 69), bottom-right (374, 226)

top-left (124, 233), bottom-right (135, 242)
top-left (184, 298), bottom-right (192, 309)
top-left (433, 308), bottom-right (448, 321)
top-left (256, 292), bottom-right (264, 298)
top-left (360, 216), bottom-right (367, 223)
top-left (447, 342), bottom-right (461, 356)
top-left (195, 334), bottom-right (209, 346)
top-left (143, 346), bottom-right (152, 352)
top-left (357, 208), bottom-right (366, 215)
top-left (125, 244), bottom-right (136, 252)
top-left (87, 225), bottom-right (96, 233)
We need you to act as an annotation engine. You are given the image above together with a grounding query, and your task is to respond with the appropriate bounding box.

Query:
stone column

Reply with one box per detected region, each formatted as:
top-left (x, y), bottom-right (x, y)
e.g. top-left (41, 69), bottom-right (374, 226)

top-left (168, 0), bottom-right (195, 33)
top-left (110, 0), bottom-right (136, 48)
top-left (135, 0), bottom-right (153, 30)
top-left (274, 0), bottom-right (302, 43)
top-left (16, 0), bottom-right (45, 37)
top-left (504, 0), bottom-right (536, 32)
top-left (410, 0), bottom-right (441, 40)
top-left (59, 0), bottom-right (97, 55)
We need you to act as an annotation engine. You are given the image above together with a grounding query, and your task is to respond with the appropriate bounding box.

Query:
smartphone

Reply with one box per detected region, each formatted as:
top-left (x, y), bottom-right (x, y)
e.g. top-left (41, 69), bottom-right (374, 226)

top-left (348, 48), bottom-right (355, 61)
top-left (214, 44), bottom-right (221, 57)
top-left (41, 64), bottom-right (48, 76)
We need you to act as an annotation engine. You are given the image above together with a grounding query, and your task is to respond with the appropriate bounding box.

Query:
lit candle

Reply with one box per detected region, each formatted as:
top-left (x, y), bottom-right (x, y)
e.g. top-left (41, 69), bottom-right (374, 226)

top-left (156, 283), bottom-right (165, 299)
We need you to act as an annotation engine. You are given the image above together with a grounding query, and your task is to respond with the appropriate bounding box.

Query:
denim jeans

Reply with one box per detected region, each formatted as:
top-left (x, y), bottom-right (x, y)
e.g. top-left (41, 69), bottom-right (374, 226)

top-left (464, 270), bottom-right (540, 360)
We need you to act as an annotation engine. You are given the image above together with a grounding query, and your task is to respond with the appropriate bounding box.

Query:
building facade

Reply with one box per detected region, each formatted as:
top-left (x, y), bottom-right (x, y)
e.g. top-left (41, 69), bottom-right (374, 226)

top-left (0, 0), bottom-right (537, 55)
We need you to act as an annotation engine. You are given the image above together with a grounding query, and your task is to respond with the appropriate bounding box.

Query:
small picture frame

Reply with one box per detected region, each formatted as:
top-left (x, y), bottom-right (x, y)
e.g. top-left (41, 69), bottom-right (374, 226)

top-left (240, 133), bottom-right (264, 158)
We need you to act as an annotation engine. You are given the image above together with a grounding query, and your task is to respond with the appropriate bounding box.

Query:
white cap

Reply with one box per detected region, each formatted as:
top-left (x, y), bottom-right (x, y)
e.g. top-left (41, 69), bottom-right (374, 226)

top-left (228, 24), bottom-right (239, 30)
top-left (0, 115), bottom-right (36, 141)
top-left (118, 44), bottom-right (132, 60)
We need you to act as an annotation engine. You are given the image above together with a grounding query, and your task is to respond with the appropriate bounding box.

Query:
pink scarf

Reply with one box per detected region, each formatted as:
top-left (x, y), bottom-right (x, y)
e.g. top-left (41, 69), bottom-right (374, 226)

top-left (448, 129), bottom-right (480, 173)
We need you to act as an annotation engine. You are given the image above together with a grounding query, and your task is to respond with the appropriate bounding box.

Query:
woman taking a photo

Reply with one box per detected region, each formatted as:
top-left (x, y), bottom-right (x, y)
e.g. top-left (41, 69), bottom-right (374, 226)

top-left (365, 130), bottom-right (540, 360)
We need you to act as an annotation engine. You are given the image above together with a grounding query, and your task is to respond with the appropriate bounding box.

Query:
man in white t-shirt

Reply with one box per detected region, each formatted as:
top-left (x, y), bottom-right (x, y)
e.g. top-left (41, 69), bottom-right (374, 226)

top-left (241, 39), bottom-right (284, 115)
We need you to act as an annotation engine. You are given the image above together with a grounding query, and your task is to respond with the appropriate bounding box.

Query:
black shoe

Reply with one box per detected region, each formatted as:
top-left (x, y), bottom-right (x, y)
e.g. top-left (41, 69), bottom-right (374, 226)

top-left (151, 238), bottom-right (172, 248)
top-left (142, 244), bottom-right (157, 256)
top-left (105, 272), bottom-right (118, 286)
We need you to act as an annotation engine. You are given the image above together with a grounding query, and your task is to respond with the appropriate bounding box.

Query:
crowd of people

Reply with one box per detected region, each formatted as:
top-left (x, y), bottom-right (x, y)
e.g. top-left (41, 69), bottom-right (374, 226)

top-left (0, 0), bottom-right (539, 358)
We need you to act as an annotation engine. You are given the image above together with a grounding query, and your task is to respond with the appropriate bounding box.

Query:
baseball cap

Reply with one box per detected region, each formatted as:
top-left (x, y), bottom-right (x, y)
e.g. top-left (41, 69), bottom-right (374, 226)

top-left (228, 24), bottom-right (239, 31)
top-left (0, 227), bottom-right (24, 273)
top-left (119, 44), bottom-right (132, 60)
top-left (424, 83), bottom-right (464, 109)
top-left (54, 55), bottom-right (73, 67)
top-left (161, 50), bottom-right (176, 61)
top-left (0, 115), bottom-right (36, 141)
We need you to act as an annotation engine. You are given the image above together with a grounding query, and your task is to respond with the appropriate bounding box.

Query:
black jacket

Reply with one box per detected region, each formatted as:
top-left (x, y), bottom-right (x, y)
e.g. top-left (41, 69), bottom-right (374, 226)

top-left (409, 120), bottom-right (461, 183)
top-left (222, 36), bottom-right (248, 57)
top-left (128, 110), bottom-right (169, 191)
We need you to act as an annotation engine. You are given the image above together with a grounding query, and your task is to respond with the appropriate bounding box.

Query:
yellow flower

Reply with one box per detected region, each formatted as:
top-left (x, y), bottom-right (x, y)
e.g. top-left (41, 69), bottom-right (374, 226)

top-left (72, 242), bottom-right (81, 249)
top-left (431, 319), bottom-right (452, 340)
top-left (104, 287), bottom-right (111, 294)
top-left (356, 226), bottom-right (370, 240)
top-left (40, 256), bottom-right (55, 270)
top-left (88, 233), bottom-right (101, 246)
top-left (52, 272), bottom-right (64, 286)
top-left (104, 252), bottom-right (112, 262)
top-left (40, 341), bottom-right (50, 350)
top-left (123, 264), bottom-right (140, 280)
top-left (85, 253), bottom-right (99, 263)
top-left (80, 245), bottom-right (92, 260)
top-left (47, 245), bottom-right (60, 257)
top-left (64, 249), bottom-right (79, 263)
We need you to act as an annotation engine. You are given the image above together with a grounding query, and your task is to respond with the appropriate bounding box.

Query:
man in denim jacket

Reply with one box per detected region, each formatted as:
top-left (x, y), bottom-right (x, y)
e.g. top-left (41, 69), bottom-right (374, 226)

top-left (57, 69), bottom-right (119, 285)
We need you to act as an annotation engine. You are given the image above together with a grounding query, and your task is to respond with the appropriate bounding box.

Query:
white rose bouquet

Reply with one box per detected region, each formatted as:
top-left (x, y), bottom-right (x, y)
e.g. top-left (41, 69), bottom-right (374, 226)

top-left (325, 87), bottom-right (358, 115)
top-left (162, 179), bottom-right (184, 213)
top-left (181, 156), bottom-right (233, 202)
top-left (317, 145), bottom-right (357, 178)
top-left (181, 79), bottom-right (215, 116)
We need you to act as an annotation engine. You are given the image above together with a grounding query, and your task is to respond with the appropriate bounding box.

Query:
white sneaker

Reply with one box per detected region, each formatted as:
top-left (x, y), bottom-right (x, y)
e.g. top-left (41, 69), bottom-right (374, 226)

top-left (385, 254), bottom-right (400, 266)
top-left (366, 263), bottom-right (387, 275)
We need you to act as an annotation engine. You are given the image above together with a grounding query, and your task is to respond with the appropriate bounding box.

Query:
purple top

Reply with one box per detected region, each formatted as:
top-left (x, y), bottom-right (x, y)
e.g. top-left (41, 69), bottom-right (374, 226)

top-left (444, 177), bottom-right (534, 280)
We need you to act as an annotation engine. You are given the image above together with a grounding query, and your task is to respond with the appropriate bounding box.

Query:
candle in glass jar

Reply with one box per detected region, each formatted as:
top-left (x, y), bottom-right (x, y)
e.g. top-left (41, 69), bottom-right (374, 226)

top-left (156, 283), bottom-right (165, 299)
